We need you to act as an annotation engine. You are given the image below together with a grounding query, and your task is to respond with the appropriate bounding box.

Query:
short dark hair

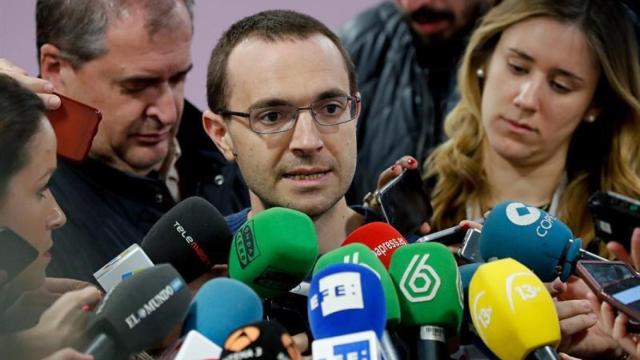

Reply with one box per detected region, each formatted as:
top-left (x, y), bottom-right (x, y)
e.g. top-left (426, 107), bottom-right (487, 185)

top-left (0, 74), bottom-right (47, 200)
top-left (36, 0), bottom-right (194, 68)
top-left (206, 9), bottom-right (358, 112)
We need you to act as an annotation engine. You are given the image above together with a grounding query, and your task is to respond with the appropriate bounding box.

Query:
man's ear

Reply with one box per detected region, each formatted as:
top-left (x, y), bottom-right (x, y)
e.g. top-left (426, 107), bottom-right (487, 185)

top-left (353, 91), bottom-right (362, 127)
top-left (203, 110), bottom-right (237, 161)
top-left (39, 43), bottom-right (72, 90)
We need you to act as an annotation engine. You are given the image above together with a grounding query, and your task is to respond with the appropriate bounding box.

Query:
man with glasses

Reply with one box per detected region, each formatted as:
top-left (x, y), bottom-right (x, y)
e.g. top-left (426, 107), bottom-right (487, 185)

top-left (203, 9), bottom-right (380, 254)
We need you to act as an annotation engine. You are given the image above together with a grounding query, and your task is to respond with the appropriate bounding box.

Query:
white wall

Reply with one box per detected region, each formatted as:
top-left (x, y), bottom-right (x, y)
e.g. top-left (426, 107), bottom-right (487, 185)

top-left (0, 0), bottom-right (384, 110)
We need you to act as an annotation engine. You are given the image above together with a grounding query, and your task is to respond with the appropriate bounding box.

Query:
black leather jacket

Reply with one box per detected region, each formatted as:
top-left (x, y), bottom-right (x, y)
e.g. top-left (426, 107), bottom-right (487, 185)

top-left (339, 2), bottom-right (464, 203)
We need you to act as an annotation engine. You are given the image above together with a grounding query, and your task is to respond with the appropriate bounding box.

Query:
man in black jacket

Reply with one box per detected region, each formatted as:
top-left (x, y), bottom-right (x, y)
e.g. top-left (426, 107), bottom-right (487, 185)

top-left (340, 0), bottom-right (495, 203)
top-left (36, 0), bottom-right (249, 283)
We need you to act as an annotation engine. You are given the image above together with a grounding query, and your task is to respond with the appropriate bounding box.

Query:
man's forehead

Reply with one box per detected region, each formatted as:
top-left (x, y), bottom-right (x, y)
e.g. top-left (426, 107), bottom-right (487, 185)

top-left (100, 10), bottom-right (192, 78)
top-left (225, 34), bottom-right (350, 105)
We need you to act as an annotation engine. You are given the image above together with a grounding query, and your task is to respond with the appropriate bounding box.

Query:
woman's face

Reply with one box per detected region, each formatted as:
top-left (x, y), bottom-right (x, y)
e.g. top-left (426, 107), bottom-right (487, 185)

top-left (0, 118), bottom-right (66, 290)
top-left (481, 17), bottom-right (601, 166)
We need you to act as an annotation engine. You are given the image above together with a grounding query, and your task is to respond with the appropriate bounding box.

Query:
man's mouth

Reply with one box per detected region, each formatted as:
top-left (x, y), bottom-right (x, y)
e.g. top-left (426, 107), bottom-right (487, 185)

top-left (134, 130), bottom-right (171, 144)
top-left (283, 168), bottom-right (331, 181)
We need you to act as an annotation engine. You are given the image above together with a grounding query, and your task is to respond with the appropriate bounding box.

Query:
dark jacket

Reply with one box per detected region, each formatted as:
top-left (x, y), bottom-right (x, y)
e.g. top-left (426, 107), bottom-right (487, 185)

top-left (339, 2), bottom-right (463, 203)
top-left (47, 100), bottom-right (249, 283)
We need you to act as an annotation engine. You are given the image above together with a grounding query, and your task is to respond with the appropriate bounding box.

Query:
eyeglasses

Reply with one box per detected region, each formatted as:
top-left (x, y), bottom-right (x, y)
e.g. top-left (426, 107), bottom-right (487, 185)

top-left (215, 95), bottom-right (361, 134)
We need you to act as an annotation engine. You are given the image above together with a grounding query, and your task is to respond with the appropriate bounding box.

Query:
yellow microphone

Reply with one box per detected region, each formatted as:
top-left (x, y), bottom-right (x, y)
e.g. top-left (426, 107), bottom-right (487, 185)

top-left (469, 258), bottom-right (561, 360)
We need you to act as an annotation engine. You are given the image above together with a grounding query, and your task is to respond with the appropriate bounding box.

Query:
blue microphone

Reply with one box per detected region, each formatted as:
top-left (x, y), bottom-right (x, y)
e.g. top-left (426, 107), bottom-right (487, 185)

top-left (181, 278), bottom-right (264, 345)
top-left (480, 201), bottom-right (599, 281)
top-left (308, 263), bottom-right (386, 340)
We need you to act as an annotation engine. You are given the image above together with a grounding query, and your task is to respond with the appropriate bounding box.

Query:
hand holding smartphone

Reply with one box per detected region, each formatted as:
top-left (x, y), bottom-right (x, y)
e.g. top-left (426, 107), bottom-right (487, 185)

top-left (46, 92), bottom-right (101, 162)
top-left (376, 168), bottom-right (432, 236)
top-left (589, 191), bottom-right (640, 251)
top-left (576, 260), bottom-right (640, 328)
top-left (0, 227), bottom-right (39, 283)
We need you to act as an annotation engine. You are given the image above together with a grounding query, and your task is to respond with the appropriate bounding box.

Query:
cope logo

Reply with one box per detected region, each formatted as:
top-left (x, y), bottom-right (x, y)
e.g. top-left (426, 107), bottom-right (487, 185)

top-left (310, 272), bottom-right (364, 317)
top-left (505, 202), bottom-right (541, 226)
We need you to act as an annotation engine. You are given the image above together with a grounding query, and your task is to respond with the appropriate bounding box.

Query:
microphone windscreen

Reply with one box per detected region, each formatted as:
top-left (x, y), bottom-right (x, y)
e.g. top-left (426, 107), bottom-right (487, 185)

top-left (220, 320), bottom-right (301, 360)
top-left (481, 201), bottom-right (581, 281)
top-left (459, 263), bottom-right (481, 294)
top-left (87, 264), bottom-right (191, 358)
top-left (308, 263), bottom-right (386, 339)
top-left (181, 277), bottom-right (263, 345)
top-left (228, 207), bottom-right (319, 298)
top-left (468, 258), bottom-right (561, 360)
top-left (313, 243), bottom-right (401, 324)
top-left (388, 242), bottom-right (463, 335)
top-left (142, 197), bottom-right (232, 283)
top-left (341, 222), bottom-right (407, 268)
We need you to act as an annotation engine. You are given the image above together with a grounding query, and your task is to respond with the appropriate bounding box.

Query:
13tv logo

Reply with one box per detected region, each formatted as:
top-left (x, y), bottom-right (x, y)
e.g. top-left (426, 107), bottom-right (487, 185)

top-left (312, 331), bottom-right (380, 360)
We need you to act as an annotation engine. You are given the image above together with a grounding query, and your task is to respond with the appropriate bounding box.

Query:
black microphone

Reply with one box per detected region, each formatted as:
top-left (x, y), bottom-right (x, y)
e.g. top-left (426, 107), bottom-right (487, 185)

top-left (220, 320), bottom-right (301, 360)
top-left (142, 196), bottom-right (232, 283)
top-left (84, 264), bottom-right (192, 360)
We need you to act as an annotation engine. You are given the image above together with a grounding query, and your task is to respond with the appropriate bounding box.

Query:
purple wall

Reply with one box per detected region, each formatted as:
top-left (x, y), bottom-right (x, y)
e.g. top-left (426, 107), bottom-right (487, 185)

top-left (0, 0), bottom-right (384, 110)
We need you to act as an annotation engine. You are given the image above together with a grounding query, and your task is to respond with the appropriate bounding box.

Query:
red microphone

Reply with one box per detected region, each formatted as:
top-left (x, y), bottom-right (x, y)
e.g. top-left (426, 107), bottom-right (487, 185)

top-left (341, 222), bottom-right (407, 268)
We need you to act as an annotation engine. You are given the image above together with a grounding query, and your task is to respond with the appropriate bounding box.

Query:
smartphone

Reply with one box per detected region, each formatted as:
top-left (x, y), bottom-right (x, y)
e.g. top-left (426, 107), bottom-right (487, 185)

top-left (416, 224), bottom-right (467, 245)
top-left (377, 168), bottom-right (432, 237)
top-left (576, 260), bottom-right (640, 324)
top-left (0, 227), bottom-right (39, 283)
top-left (458, 228), bottom-right (484, 263)
top-left (47, 92), bottom-right (102, 162)
top-left (588, 191), bottom-right (640, 251)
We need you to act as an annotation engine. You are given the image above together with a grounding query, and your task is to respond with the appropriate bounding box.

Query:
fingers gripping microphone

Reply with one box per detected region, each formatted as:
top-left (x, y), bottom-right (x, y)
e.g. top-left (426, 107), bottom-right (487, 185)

top-left (308, 263), bottom-right (387, 340)
top-left (228, 207), bottom-right (319, 298)
top-left (388, 242), bottom-right (463, 360)
top-left (142, 196), bottom-right (232, 283)
top-left (181, 278), bottom-right (264, 346)
top-left (468, 258), bottom-right (561, 360)
top-left (481, 201), bottom-right (604, 282)
top-left (341, 222), bottom-right (407, 268)
top-left (220, 320), bottom-right (302, 360)
top-left (84, 264), bottom-right (192, 360)
top-left (313, 243), bottom-right (401, 325)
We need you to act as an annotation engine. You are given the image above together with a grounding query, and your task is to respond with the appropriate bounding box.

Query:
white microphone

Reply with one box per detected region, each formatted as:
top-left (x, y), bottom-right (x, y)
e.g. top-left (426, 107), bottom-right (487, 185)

top-left (158, 330), bottom-right (222, 360)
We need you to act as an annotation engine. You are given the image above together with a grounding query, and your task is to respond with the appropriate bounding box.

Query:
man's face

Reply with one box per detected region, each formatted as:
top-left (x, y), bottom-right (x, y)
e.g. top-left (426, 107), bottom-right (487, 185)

top-left (50, 5), bottom-right (192, 175)
top-left (396, 0), bottom-right (488, 42)
top-left (209, 35), bottom-right (358, 217)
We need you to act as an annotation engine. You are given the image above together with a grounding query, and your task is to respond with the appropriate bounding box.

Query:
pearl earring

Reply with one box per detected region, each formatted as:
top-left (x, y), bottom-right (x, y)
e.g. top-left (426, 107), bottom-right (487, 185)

top-left (476, 68), bottom-right (485, 79)
top-left (585, 114), bottom-right (596, 123)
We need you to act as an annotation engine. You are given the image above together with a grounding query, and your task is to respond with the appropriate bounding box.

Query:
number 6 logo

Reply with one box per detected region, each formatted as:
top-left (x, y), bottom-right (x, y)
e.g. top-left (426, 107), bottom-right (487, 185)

top-left (399, 254), bottom-right (441, 302)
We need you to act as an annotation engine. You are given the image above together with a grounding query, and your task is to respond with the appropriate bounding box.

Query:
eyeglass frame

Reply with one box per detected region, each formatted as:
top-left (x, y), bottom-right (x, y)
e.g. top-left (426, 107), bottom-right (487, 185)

top-left (214, 95), bottom-right (361, 134)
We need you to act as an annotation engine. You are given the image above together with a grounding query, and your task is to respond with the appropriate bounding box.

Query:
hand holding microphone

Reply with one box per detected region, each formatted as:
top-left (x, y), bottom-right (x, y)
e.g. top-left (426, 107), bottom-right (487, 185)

top-left (0, 286), bottom-right (101, 360)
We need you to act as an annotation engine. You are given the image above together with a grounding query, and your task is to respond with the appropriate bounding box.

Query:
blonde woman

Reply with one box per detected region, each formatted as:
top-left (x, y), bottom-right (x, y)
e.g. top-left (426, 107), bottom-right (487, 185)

top-left (370, 0), bottom-right (640, 357)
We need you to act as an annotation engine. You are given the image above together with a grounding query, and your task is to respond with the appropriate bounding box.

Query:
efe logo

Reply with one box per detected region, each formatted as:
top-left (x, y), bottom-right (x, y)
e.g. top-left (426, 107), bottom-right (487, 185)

top-left (505, 202), bottom-right (541, 226)
top-left (310, 272), bottom-right (364, 316)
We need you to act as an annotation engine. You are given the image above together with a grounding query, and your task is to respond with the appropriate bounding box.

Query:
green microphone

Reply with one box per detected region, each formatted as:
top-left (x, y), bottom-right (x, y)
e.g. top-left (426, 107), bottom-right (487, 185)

top-left (228, 207), bottom-right (319, 299)
top-left (313, 243), bottom-right (401, 325)
top-left (388, 242), bottom-right (463, 360)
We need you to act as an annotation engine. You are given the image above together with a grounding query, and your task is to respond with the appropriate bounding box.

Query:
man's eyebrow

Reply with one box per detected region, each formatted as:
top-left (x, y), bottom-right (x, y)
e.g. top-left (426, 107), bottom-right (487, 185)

top-left (116, 64), bottom-right (194, 85)
top-left (507, 48), bottom-right (585, 83)
top-left (248, 89), bottom-right (351, 110)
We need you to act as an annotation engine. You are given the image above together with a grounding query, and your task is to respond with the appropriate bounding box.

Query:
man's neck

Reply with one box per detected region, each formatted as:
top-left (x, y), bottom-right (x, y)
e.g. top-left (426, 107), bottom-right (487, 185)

top-left (482, 143), bottom-right (568, 209)
top-left (247, 196), bottom-right (364, 254)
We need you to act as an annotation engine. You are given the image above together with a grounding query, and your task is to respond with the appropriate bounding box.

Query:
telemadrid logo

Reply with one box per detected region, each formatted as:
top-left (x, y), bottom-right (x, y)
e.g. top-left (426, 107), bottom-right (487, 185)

top-left (505, 202), bottom-right (541, 226)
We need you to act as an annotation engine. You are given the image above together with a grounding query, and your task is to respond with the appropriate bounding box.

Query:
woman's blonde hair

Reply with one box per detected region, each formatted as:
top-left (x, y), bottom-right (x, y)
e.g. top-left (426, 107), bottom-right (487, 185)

top-left (425, 0), bottom-right (640, 245)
